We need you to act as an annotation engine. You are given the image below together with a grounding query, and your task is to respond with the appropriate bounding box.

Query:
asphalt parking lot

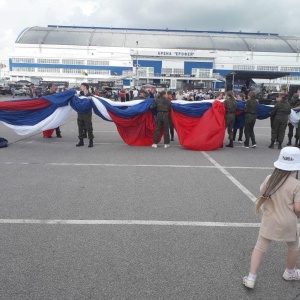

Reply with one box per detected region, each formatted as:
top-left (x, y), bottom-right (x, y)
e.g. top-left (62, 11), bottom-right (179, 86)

top-left (0, 94), bottom-right (299, 299)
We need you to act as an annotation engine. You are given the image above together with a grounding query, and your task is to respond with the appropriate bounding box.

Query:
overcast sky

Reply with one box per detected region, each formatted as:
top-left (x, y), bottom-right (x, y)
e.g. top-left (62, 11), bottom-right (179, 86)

top-left (1, 0), bottom-right (300, 65)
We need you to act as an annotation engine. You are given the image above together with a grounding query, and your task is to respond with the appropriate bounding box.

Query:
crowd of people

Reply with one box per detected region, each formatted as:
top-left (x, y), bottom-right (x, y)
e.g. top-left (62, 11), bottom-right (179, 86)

top-left (223, 90), bottom-right (300, 150)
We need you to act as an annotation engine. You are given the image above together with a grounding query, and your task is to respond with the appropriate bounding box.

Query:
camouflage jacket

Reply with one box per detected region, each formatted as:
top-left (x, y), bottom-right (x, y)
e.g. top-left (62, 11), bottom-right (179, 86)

top-left (289, 95), bottom-right (300, 108)
top-left (244, 98), bottom-right (258, 114)
top-left (150, 97), bottom-right (171, 112)
top-left (270, 99), bottom-right (291, 116)
top-left (224, 97), bottom-right (237, 113)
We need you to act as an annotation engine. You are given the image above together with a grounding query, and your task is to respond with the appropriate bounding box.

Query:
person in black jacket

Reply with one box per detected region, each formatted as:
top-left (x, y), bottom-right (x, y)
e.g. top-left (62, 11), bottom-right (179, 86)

top-left (76, 83), bottom-right (94, 148)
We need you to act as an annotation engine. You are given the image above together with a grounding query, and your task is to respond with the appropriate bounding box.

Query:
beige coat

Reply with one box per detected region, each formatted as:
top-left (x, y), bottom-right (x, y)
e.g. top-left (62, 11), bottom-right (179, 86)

top-left (259, 172), bottom-right (300, 242)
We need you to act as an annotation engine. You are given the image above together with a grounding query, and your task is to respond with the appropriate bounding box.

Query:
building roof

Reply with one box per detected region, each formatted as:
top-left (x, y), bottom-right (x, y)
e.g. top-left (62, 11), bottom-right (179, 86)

top-left (15, 25), bottom-right (300, 53)
top-left (225, 71), bottom-right (290, 80)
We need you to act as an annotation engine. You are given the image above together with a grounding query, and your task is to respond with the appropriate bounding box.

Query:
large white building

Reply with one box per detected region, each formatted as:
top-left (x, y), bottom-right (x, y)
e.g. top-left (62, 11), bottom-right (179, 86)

top-left (8, 25), bottom-right (300, 91)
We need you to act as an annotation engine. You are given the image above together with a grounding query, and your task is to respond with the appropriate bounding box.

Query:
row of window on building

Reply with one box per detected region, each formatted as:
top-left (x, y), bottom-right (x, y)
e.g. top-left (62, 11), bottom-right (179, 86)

top-left (233, 65), bottom-right (300, 72)
top-left (11, 67), bottom-right (212, 78)
top-left (11, 58), bottom-right (110, 65)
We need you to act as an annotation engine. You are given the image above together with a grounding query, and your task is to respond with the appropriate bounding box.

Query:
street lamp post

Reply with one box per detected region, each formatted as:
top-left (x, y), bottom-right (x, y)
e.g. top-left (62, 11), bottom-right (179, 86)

top-left (135, 41), bottom-right (139, 88)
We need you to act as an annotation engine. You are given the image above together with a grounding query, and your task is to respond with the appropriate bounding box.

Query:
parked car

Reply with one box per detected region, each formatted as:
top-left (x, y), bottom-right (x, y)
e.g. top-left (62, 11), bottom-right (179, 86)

top-left (267, 92), bottom-right (281, 101)
top-left (35, 86), bottom-right (46, 97)
top-left (14, 88), bottom-right (27, 96)
top-left (0, 86), bottom-right (11, 95)
top-left (259, 92), bottom-right (279, 105)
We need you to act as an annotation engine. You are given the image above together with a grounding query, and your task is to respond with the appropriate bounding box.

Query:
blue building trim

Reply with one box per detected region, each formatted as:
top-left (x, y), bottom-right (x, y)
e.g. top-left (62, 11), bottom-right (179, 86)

top-left (213, 69), bottom-right (298, 77)
top-left (48, 25), bottom-right (278, 36)
top-left (213, 69), bottom-right (232, 76)
top-left (10, 63), bottom-right (132, 75)
top-left (123, 79), bottom-right (131, 86)
top-left (184, 62), bottom-right (213, 74)
top-left (133, 60), bottom-right (162, 74)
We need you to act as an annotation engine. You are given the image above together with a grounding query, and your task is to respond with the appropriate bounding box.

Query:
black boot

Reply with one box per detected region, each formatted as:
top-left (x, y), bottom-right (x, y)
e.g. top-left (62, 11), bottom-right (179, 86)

top-left (268, 140), bottom-right (275, 149)
top-left (76, 138), bottom-right (84, 147)
top-left (56, 127), bottom-right (62, 138)
top-left (295, 138), bottom-right (299, 147)
top-left (287, 137), bottom-right (292, 146)
top-left (88, 139), bottom-right (93, 148)
top-left (225, 140), bottom-right (233, 148)
top-left (278, 142), bottom-right (282, 150)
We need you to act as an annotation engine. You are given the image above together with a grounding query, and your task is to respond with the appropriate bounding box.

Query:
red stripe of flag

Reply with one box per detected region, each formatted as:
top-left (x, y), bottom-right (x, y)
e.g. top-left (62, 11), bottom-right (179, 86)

top-left (0, 99), bottom-right (50, 110)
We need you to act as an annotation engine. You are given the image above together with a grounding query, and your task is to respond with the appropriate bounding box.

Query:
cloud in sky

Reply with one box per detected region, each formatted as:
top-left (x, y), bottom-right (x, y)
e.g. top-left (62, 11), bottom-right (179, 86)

top-left (0, 0), bottom-right (300, 64)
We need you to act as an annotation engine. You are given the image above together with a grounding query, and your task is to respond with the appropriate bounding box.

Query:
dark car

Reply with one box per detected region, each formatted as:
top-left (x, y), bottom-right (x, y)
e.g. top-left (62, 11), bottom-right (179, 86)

top-left (259, 92), bottom-right (279, 105)
top-left (267, 92), bottom-right (281, 101)
top-left (35, 86), bottom-right (46, 97)
top-left (0, 86), bottom-right (12, 95)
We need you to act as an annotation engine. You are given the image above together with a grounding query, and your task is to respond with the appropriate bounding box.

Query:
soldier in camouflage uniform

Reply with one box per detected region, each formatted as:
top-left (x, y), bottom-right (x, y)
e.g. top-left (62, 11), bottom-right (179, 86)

top-left (269, 93), bottom-right (291, 150)
top-left (224, 91), bottom-right (237, 148)
top-left (76, 83), bottom-right (94, 148)
top-left (150, 90), bottom-right (172, 148)
top-left (287, 93), bottom-right (300, 146)
top-left (244, 91), bottom-right (258, 148)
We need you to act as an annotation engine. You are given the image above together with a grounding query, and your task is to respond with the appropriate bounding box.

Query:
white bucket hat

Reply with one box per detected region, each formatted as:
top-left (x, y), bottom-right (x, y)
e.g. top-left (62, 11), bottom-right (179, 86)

top-left (274, 147), bottom-right (300, 171)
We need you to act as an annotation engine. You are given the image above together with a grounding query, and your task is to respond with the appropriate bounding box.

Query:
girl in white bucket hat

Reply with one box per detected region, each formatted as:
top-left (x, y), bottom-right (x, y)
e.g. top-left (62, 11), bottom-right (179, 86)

top-left (244, 147), bottom-right (300, 289)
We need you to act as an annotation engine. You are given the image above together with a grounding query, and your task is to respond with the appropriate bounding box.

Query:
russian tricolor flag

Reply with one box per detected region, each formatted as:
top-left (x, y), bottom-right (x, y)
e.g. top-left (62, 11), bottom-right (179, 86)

top-left (0, 90), bottom-right (291, 151)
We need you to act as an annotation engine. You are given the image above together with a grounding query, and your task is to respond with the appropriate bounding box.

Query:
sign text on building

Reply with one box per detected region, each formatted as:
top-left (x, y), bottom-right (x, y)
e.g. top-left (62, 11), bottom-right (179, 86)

top-left (157, 51), bottom-right (195, 57)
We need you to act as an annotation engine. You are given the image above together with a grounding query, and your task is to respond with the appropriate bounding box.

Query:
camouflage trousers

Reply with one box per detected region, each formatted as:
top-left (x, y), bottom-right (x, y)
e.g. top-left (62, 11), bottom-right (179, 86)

top-left (77, 110), bottom-right (94, 140)
top-left (153, 112), bottom-right (170, 144)
top-left (244, 114), bottom-right (257, 146)
top-left (271, 116), bottom-right (288, 143)
top-left (225, 113), bottom-right (235, 140)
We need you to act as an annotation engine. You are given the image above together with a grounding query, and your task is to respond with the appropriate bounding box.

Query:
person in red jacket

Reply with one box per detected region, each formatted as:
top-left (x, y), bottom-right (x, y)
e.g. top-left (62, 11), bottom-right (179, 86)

top-left (119, 88), bottom-right (126, 102)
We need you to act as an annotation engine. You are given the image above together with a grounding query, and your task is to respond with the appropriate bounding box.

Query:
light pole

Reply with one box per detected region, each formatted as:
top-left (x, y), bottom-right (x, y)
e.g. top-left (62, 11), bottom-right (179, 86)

top-left (232, 72), bottom-right (235, 91)
top-left (135, 41), bottom-right (139, 88)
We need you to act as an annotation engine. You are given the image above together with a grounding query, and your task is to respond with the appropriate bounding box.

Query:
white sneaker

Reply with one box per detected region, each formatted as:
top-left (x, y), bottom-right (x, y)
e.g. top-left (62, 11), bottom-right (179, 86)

top-left (238, 140), bottom-right (243, 144)
top-left (164, 144), bottom-right (170, 148)
top-left (243, 276), bottom-right (255, 289)
top-left (283, 269), bottom-right (300, 280)
top-left (251, 144), bottom-right (257, 148)
top-left (151, 144), bottom-right (157, 148)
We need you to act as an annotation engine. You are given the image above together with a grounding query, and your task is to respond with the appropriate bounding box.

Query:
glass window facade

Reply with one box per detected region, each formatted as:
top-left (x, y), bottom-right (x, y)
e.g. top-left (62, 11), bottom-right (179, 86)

top-left (87, 60), bottom-right (109, 66)
top-left (233, 65), bottom-right (255, 70)
top-left (88, 69), bottom-right (110, 75)
top-left (12, 67), bottom-right (35, 72)
top-left (62, 59), bottom-right (85, 65)
top-left (12, 58), bottom-right (35, 63)
top-left (62, 69), bottom-right (83, 74)
top-left (37, 58), bottom-right (60, 64)
top-left (37, 68), bottom-right (61, 73)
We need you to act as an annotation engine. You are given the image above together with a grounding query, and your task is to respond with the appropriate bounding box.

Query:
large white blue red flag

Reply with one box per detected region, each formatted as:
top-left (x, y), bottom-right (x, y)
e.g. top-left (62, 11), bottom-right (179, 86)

top-left (0, 90), bottom-right (295, 150)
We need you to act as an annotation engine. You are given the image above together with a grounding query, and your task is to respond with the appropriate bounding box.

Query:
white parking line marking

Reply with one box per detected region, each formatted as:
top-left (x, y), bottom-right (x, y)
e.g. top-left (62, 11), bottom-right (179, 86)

top-left (0, 161), bottom-right (273, 170)
top-left (203, 152), bottom-right (257, 202)
top-left (0, 219), bottom-right (260, 227)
